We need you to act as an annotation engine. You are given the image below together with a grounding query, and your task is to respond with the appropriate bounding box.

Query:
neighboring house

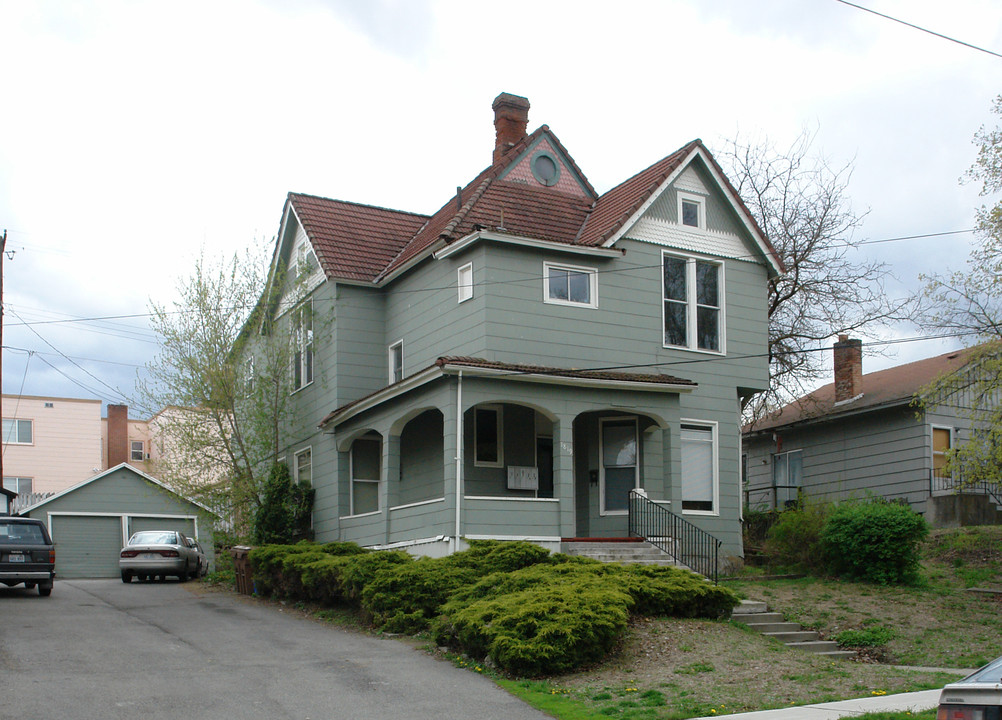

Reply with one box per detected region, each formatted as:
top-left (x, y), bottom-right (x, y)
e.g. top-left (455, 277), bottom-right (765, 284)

top-left (3, 396), bottom-right (160, 507)
top-left (248, 92), bottom-right (782, 566)
top-left (743, 336), bottom-right (1002, 527)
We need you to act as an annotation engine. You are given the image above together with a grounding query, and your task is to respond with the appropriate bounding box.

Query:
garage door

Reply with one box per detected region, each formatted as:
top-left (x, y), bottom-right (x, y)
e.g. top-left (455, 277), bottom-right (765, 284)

top-left (127, 516), bottom-right (196, 539)
top-left (50, 515), bottom-right (123, 578)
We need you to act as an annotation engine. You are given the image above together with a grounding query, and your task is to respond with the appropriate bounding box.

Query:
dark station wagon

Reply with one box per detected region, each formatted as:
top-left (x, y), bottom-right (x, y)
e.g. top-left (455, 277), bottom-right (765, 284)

top-left (0, 517), bottom-right (55, 596)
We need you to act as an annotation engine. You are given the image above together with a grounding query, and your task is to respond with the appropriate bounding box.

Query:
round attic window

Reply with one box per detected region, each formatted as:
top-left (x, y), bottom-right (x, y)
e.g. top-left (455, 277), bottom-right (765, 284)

top-left (531, 151), bottom-right (560, 187)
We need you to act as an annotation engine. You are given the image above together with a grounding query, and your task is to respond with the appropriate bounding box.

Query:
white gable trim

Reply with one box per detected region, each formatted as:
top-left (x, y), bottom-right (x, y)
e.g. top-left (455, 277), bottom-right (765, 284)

top-left (20, 462), bottom-right (213, 515)
top-left (603, 146), bottom-right (782, 276)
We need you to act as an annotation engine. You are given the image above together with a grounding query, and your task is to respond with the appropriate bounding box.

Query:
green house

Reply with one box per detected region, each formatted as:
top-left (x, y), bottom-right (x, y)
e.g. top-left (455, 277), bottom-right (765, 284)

top-left (248, 92), bottom-right (782, 571)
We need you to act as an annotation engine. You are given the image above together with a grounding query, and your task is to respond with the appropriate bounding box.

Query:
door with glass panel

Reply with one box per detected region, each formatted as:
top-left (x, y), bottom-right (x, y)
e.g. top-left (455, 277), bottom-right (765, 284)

top-left (600, 417), bottom-right (639, 514)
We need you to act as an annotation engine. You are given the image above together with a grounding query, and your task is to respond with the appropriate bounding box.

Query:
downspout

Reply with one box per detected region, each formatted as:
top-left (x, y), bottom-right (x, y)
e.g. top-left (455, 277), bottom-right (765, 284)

top-left (454, 370), bottom-right (463, 551)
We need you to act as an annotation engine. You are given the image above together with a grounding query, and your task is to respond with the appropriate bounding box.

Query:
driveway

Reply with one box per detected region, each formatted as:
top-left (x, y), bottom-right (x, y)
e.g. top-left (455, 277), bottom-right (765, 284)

top-left (1, 579), bottom-right (550, 720)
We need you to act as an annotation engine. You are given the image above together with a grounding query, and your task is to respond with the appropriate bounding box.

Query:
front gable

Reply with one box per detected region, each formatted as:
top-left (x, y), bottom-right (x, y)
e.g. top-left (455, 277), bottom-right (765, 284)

top-left (604, 145), bottom-right (782, 276)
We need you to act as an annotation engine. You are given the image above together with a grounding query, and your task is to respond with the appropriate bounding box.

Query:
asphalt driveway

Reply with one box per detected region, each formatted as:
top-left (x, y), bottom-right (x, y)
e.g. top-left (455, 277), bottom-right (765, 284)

top-left (0, 579), bottom-right (550, 720)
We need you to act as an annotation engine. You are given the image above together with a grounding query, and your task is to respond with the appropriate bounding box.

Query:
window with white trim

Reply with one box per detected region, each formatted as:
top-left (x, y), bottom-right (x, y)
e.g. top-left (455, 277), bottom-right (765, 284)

top-left (295, 447), bottom-right (312, 486)
top-left (544, 262), bottom-right (597, 308)
top-left (350, 438), bottom-right (380, 515)
top-left (600, 417), bottom-right (639, 515)
top-left (458, 262), bottom-right (473, 303)
top-left (680, 422), bottom-right (717, 514)
top-left (2, 418), bottom-right (33, 445)
top-left (772, 449), bottom-right (803, 508)
top-left (296, 242), bottom-right (318, 280)
top-left (678, 192), bottom-right (705, 230)
top-left (474, 406), bottom-right (503, 467)
top-left (292, 300), bottom-right (314, 391)
top-left (663, 252), bottom-right (723, 352)
top-left (2, 477), bottom-right (33, 495)
top-left (388, 340), bottom-right (403, 384)
top-left (130, 440), bottom-right (145, 462)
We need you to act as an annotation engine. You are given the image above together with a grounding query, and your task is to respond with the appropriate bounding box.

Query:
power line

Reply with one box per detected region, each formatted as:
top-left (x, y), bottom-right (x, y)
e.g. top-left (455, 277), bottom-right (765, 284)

top-left (834, 0), bottom-right (1002, 60)
top-left (2, 345), bottom-right (145, 369)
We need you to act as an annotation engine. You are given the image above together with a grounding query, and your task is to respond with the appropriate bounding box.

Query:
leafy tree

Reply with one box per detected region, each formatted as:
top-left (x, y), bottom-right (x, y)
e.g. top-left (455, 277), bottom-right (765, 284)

top-left (135, 244), bottom-right (300, 533)
top-left (917, 95), bottom-right (1002, 489)
top-left (719, 130), bottom-right (912, 419)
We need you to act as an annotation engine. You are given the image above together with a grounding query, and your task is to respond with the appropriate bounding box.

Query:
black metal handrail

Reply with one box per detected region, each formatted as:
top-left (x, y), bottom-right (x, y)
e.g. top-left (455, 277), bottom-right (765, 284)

top-left (628, 489), bottom-right (721, 583)
top-left (930, 470), bottom-right (1002, 508)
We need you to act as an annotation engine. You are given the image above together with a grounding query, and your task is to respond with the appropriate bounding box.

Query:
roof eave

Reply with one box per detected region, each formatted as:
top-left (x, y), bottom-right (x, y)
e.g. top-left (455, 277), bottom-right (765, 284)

top-left (743, 396), bottom-right (915, 437)
top-left (434, 230), bottom-right (625, 261)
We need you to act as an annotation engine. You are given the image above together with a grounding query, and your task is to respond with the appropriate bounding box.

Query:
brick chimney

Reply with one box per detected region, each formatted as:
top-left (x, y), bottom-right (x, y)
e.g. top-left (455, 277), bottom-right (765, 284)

top-left (492, 92), bottom-right (530, 164)
top-left (107, 404), bottom-right (129, 468)
top-left (833, 335), bottom-right (863, 402)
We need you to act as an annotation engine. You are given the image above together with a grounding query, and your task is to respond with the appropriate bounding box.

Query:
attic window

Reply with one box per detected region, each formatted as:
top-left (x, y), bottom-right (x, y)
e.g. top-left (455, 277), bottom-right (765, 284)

top-left (678, 192), bottom-right (705, 230)
top-left (531, 151), bottom-right (560, 187)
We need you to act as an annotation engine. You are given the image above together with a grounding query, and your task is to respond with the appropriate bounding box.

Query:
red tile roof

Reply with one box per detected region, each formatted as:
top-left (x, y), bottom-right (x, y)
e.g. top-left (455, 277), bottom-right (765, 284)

top-left (745, 345), bottom-right (984, 434)
top-left (289, 193), bottom-right (429, 283)
top-left (287, 130), bottom-right (781, 284)
top-left (319, 356), bottom-right (696, 427)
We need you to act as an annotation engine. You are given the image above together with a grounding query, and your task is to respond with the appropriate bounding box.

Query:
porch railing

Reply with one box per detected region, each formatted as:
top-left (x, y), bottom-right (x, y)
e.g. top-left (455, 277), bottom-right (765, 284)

top-left (930, 470), bottom-right (1002, 508)
top-left (628, 489), bottom-right (721, 583)
top-left (10, 492), bottom-right (54, 515)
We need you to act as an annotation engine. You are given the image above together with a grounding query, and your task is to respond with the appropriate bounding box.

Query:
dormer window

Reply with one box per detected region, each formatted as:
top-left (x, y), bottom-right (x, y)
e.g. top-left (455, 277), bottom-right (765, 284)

top-left (678, 192), bottom-right (705, 230)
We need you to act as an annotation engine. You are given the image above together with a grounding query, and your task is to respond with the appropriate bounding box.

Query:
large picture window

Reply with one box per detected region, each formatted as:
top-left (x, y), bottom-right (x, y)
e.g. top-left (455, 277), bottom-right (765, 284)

top-left (350, 438), bottom-right (380, 515)
top-left (663, 252), bottom-right (723, 352)
top-left (292, 300), bottom-right (314, 391)
top-left (680, 422), bottom-right (717, 514)
top-left (2, 418), bottom-right (33, 445)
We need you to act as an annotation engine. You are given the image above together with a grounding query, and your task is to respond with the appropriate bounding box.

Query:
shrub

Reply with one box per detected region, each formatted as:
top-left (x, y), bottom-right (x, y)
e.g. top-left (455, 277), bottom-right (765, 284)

top-left (834, 625), bottom-right (896, 648)
top-left (443, 580), bottom-right (632, 676)
top-left (819, 499), bottom-right (929, 584)
top-left (762, 497), bottom-right (831, 572)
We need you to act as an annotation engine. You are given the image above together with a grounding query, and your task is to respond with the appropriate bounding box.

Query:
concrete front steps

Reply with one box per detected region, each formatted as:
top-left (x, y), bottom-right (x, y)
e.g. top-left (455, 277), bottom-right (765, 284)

top-left (560, 538), bottom-right (684, 568)
top-left (731, 600), bottom-right (855, 659)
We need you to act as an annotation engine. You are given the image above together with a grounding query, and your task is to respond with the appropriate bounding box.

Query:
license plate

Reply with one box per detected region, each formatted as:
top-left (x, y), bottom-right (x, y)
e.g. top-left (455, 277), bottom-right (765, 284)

top-left (141, 553), bottom-right (160, 560)
top-left (8, 554), bottom-right (25, 562)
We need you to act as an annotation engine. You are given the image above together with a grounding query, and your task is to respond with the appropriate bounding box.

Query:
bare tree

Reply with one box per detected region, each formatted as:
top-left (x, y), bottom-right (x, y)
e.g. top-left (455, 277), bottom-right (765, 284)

top-left (718, 130), bottom-right (912, 420)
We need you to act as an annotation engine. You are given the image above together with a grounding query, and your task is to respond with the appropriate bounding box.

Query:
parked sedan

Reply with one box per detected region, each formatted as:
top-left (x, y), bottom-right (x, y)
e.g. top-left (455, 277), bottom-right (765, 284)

top-left (937, 655), bottom-right (1002, 720)
top-left (120, 530), bottom-right (199, 583)
top-left (0, 517), bottom-right (55, 596)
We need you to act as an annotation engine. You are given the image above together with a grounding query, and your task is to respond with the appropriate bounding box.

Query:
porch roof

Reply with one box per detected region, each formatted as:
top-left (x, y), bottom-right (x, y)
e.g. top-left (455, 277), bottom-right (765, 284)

top-left (319, 356), bottom-right (696, 429)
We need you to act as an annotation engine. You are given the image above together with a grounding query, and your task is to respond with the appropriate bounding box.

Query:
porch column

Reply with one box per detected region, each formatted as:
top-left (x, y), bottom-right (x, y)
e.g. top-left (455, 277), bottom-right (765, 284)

top-left (554, 415), bottom-right (575, 538)
top-left (442, 381), bottom-right (460, 546)
top-left (382, 433), bottom-right (400, 544)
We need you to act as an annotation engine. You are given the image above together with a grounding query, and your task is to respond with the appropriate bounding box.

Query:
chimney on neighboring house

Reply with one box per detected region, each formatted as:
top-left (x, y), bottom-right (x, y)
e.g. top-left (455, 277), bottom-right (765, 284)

top-left (492, 92), bottom-right (530, 164)
top-left (107, 404), bottom-right (129, 468)
top-left (833, 335), bottom-right (863, 402)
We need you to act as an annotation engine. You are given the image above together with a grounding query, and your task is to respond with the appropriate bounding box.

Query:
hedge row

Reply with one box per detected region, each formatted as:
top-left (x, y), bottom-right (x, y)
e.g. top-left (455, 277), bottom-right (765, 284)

top-left (249, 540), bottom-right (739, 676)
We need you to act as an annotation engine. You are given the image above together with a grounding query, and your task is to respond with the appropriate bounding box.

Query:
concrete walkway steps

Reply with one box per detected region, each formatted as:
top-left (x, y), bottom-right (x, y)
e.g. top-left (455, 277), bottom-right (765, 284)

top-left (731, 600), bottom-right (855, 660)
top-left (560, 540), bottom-right (684, 567)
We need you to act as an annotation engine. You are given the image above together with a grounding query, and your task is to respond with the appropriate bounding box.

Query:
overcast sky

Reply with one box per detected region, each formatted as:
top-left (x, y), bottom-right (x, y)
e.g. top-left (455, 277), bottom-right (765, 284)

top-left (2, 0), bottom-right (1001, 416)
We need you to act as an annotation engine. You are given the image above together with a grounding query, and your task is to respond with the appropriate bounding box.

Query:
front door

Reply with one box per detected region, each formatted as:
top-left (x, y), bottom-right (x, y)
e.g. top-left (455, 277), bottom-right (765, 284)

top-left (600, 417), bottom-right (639, 516)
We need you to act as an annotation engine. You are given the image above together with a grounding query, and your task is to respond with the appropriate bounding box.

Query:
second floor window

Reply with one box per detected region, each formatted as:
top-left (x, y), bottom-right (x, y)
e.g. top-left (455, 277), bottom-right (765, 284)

top-left (292, 300), bottom-right (314, 391)
top-left (663, 252), bottom-right (723, 353)
top-left (388, 341), bottom-right (403, 384)
top-left (458, 263), bottom-right (473, 303)
top-left (544, 262), bottom-right (597, 308)
top-left (131, 441), bottom-right (145, 462)
top-left (2, 418), bottom-right (33, 445)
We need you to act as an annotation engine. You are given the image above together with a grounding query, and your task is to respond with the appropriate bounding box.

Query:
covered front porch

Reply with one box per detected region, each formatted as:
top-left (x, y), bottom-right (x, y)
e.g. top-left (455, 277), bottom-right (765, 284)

top-left (322, 358), bottom-right (699, 556)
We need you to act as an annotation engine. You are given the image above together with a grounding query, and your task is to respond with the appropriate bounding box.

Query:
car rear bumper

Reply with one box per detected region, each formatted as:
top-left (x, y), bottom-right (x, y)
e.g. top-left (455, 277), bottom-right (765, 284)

top-left (120, 558), bottom-right (188, 574)
top-left (0, 570), bottom-right (55, 582)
